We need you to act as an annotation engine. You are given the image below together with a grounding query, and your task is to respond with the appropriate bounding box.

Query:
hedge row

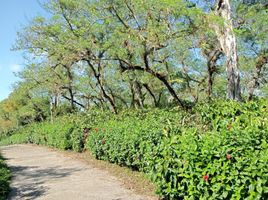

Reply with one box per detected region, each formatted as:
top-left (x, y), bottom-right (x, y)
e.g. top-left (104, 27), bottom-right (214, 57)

top-left (1, 101), bottom-right (268, 199)
top-left (0, 110), bottom-right (112, 152)
top-left (0, 153), bottom-right (11, 200)
top-left (88, 102), bottom-right (268, 199)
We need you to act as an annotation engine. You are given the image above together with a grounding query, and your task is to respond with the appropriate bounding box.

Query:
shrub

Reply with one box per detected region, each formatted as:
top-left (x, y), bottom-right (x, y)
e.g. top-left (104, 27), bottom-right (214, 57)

top-left (0, 153), bottom-right (11, 200)
top-left (1, 101), bottom-right (268, 199)
top-left (88, 102), bottom-right (268, 199)
top-left (0, 110), bottom-right (112, 152)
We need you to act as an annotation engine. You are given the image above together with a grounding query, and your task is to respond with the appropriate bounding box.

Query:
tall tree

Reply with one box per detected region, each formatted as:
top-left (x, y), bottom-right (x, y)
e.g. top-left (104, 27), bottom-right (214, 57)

top-left (215, 0), bottom-right (241, 100)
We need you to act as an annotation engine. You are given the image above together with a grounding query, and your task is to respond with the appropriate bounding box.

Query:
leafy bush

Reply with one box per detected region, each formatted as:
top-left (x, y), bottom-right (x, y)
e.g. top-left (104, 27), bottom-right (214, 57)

top-left (1, 101), bottom-right (268, 199)
top-left (149, 129), bottom-right (268, 199)
top-left (0, 153), bottom-right (11, 200)
top-left (0, 110), bottom-right (112, 152)
top-left (88, 102), bottom-right (268, 199)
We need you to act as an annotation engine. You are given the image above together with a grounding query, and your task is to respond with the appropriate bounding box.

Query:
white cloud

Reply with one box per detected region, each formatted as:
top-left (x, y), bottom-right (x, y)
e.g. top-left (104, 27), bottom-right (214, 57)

top-left (10, 64), bottom-right (22, 73)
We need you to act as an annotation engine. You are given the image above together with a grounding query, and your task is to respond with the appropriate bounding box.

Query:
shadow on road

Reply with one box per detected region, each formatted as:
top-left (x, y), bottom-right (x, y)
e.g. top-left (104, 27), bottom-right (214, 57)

top-left (8, 165), bottom-right (82, 200)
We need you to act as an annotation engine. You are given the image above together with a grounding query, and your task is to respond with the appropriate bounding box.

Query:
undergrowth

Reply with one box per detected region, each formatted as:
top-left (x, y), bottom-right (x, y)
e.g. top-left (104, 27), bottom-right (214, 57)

top-left (1, 100), bottom-right (268, 199)
top-left (0, 153), bottom-right (11, 200)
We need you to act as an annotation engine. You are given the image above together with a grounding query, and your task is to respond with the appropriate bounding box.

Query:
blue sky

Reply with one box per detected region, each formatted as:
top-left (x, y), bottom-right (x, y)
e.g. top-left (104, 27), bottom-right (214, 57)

top-left (0, 0), bottom-right (48, 101)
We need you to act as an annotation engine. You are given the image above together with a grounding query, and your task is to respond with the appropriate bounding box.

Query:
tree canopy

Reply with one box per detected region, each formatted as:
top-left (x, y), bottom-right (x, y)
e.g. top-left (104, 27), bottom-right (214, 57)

top-left (1, 0), bottom-right (267, 129)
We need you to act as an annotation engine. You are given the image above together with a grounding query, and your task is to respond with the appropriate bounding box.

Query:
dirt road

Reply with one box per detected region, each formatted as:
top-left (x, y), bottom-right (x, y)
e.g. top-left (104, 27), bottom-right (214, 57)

top-left (1, 145), bottom-right (152, 200)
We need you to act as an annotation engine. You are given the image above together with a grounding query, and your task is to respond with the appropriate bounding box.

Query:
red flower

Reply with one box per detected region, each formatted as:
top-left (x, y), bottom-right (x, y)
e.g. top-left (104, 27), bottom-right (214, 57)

top-left (226, 154), bottom-right (231, 160)
top-left (95, 128), bottom-right (99, 132)
top-left (203, 174), bottom-right (209, 182)
top-left (101, 139), bottom-right (106, 145)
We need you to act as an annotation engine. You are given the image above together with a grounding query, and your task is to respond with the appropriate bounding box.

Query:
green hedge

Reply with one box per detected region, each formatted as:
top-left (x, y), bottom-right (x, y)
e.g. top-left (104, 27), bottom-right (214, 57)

top-left (1, 101), bottom-right (268, 199)
top-left (88, 101), bottom-right (268, 199)
top-left (0, 110), bottom-right (112, 152)
top-left (0, 153), bottom-right (11, 200)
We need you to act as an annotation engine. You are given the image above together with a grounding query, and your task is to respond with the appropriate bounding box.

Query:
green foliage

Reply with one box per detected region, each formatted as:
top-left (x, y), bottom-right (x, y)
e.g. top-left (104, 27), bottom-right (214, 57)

top-left (88, 101), bottom-right (268, 199)
top-left (0, 0), bottom-right (266, 127)
top-left (0, 153), bottom-right (11, 200)
top-left (1, 100), bottom-right (268, 199)
top-left (87, 109), bottom-right (183, 170)
top-left (0, 110), bottom-right (112, 152)
top-left (0, 0), bottom-right (267, 199)
top-left (0, 117), bottom-right (75, 151)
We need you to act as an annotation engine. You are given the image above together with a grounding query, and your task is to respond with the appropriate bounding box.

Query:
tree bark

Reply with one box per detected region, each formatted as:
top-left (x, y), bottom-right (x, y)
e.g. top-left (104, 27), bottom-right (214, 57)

top-left (215, 0), bottom-right (241, 100)
top-left (202, 49), bottom-right (222, 100)
top-left (248, 54), bottom-right (268, 100)
top-left (133, 81), bottom-right (144, 108)
top-left (62, 95), bottom-right (85, 108)
top-left (143, 83), bottom-right (158, 107)
top-left (129, 81), bottom-right (136, 108)
top-left (128, 78), bottom-right (144, 109)
top-left (119, 58), bottom-right (185, 108)
top-left (142, 52), bottom-right (185, 108)
top-left (62, 65), bottom-right (76, 110)
top-left (84, 59), bottom-right (118, 114)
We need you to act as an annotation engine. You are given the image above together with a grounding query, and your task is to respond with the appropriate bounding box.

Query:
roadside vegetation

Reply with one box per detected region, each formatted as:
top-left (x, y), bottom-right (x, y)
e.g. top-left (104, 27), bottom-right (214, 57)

top-left (1, 100), bottom-right (268, 199)
top-left (0, 0), bottom-right (268, 199)
top-left (0, 153), bottom-right (11, 200)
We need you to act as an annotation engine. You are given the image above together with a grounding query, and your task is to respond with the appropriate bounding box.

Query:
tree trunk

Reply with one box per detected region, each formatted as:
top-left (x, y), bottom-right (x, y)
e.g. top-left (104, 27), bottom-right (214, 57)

top-left (84, 59), bottom-right (118, 114)
top-left (129, 81), bottom-right (136, 108)
top-left (155, 73), bottom-right (184, 108)
top-left (133, 81), bottom-right (144, 109)
top-left (143, 83), bottom-right (158, 107)
top-left (119, 58), bottom-right (185, 108)
top-left (50, 93), bottom-right (59, 123)
top-left (202, 49), bottom-right (222, 100)
top-left (248, 55), bottom-right (268, 101)
top-left (142, 52), bottom-right (185, 108)
top-left (68, 87), bottom-right (75, 110)
top-left (62, 95), bottom-right (85, 108)
top-left (62, 65), bottom-right (76, 110)
top-left (215, 0), bottom-right (241, 100)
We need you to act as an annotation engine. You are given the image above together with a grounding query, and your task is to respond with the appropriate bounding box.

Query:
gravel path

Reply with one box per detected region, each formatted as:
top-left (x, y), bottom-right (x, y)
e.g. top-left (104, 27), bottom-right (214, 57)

top-left (0, 145), bottom-right (150, 200)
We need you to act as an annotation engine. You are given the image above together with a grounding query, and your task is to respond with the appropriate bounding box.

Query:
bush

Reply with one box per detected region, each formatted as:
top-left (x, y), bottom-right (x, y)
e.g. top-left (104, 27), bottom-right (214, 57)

top-left (1, 101), bottom-right (268, 199)
top-left (0, 110), bottom-right (112, 152)
top-left (0, 153), bottom-right (11, 200)
top-left (88, 102), bottom-right (268, 199)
